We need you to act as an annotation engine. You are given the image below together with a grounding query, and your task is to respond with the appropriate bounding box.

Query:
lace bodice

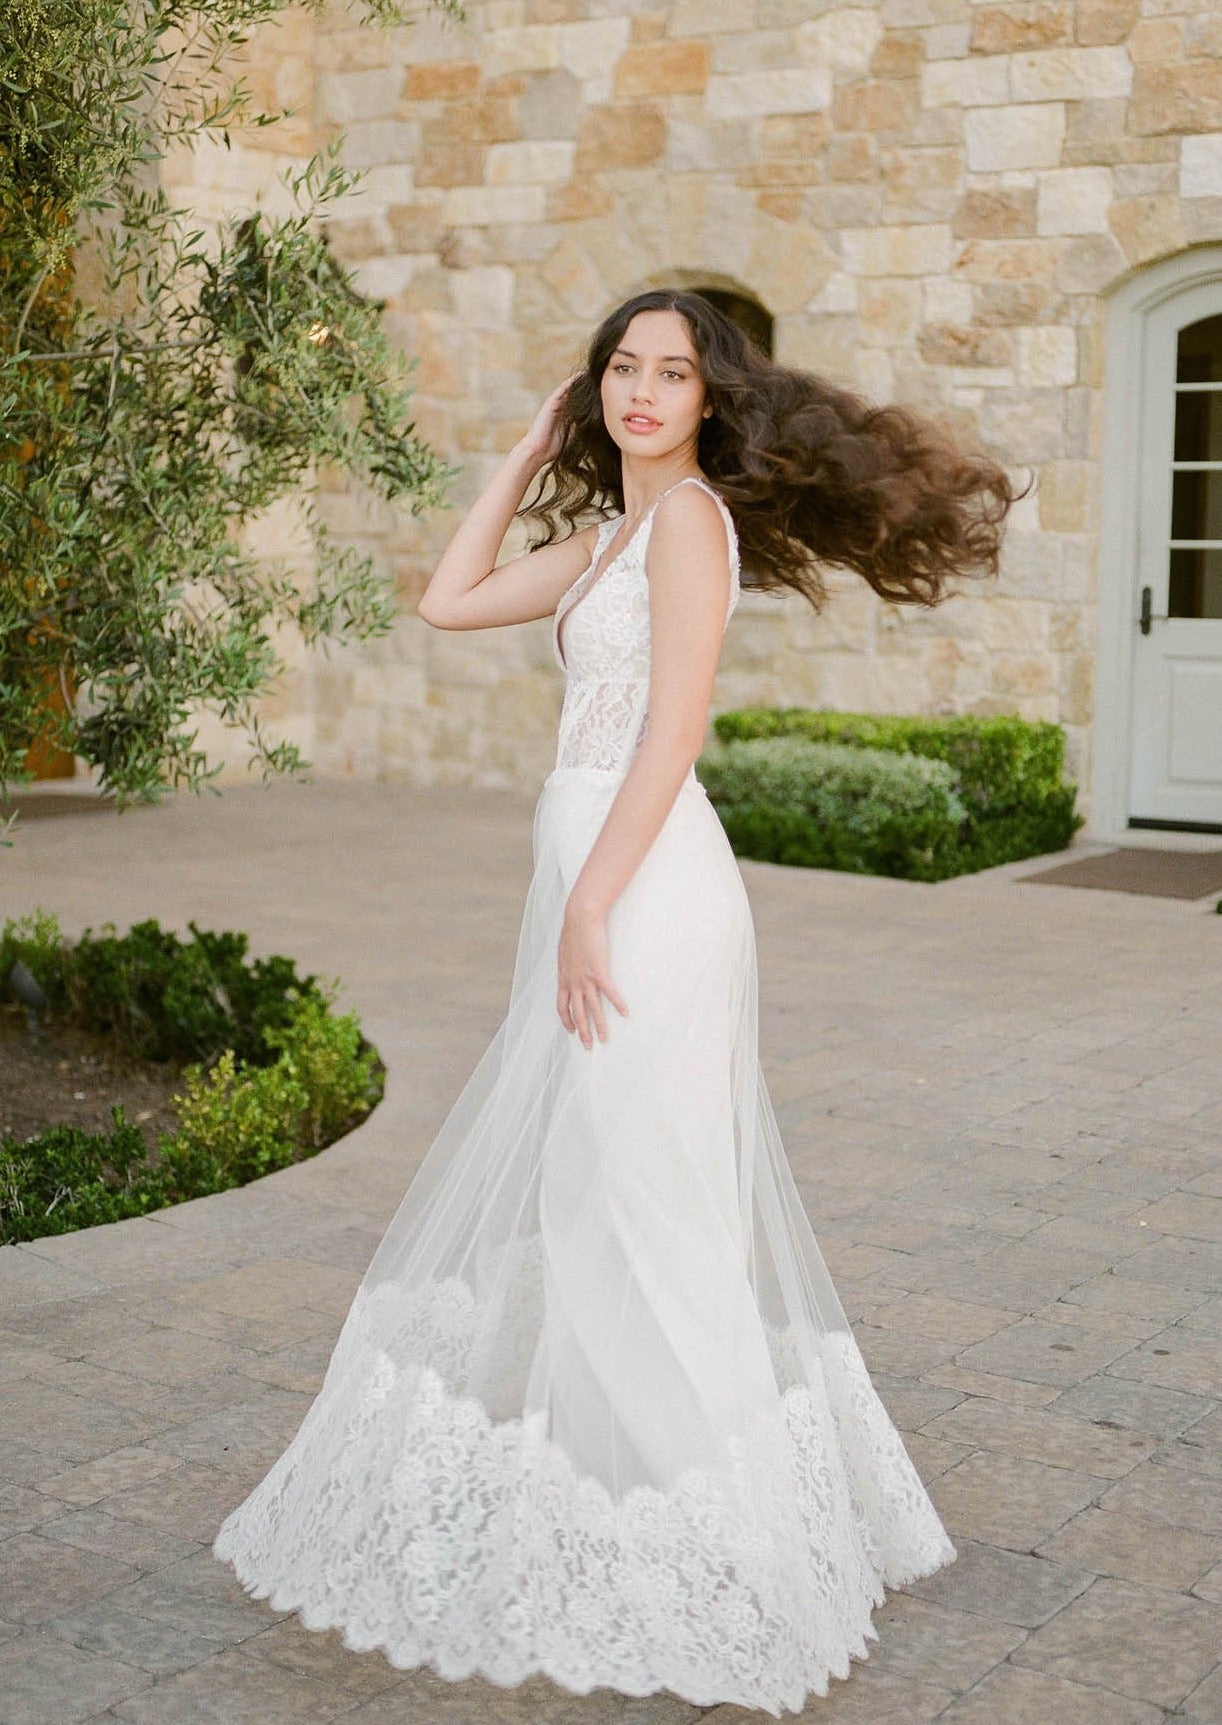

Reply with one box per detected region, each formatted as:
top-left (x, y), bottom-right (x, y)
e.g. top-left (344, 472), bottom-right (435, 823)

top-left (551, 474), bottom-right (741, 774)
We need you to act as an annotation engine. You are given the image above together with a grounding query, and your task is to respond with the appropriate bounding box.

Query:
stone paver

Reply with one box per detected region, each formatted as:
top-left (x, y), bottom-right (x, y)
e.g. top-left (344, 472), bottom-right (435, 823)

top-left (2, 778), bottom-right (1221, 1723)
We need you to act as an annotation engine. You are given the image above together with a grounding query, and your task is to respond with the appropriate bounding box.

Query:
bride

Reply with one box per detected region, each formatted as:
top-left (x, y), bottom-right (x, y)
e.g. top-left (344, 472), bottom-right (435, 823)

top-left (213, 288), bottom-right (1016, 1716)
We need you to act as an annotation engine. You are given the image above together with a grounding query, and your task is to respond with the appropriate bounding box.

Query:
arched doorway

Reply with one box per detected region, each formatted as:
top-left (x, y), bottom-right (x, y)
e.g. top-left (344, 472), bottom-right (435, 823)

top-left (1095, 249), bottom-right (1222, 834)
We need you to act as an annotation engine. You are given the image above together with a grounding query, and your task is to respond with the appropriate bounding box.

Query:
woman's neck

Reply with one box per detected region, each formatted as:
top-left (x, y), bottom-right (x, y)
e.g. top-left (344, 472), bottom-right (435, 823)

top-left (619, 456), bottom-right (705, 522)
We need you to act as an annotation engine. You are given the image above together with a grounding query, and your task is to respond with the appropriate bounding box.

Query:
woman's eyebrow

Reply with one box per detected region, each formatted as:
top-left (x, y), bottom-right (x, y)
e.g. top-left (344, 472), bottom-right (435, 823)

top-left (611, 347), bottom-right (695, 363)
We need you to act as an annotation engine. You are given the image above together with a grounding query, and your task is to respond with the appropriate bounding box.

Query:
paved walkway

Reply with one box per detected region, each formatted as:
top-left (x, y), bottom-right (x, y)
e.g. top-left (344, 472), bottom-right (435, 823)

top-left (1, 779), bottom-right (1220, 1725)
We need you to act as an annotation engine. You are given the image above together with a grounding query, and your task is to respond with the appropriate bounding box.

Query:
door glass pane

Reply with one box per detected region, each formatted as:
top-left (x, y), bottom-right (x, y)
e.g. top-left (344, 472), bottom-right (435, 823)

top-left (1169, 547), bottom-right (1222, 620)
top-left (1171, 469), bottom-right (1222, 542)
top-left (1175, 315), bottom-right (1222, 463)
top-left (1177, 313), bottom-right (1222, 384)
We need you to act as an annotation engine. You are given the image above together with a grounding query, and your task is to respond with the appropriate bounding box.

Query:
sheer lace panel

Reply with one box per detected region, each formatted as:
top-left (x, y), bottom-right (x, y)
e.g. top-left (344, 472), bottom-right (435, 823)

top-left (552, 476), bottom-right (741, 775)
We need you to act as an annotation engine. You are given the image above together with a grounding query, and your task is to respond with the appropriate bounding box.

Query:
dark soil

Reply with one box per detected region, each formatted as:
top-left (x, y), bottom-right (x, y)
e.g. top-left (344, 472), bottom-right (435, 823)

top-left (0, 1003), bottom-right (188, 1148)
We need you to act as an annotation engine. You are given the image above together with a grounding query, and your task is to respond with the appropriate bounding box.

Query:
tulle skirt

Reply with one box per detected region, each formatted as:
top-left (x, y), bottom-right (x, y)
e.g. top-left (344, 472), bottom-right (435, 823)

top-left (212, 763), bottom-right (956, 1717)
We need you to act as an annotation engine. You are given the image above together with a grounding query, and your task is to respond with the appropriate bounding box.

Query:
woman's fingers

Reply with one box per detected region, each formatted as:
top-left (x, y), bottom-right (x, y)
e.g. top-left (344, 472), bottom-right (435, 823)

top-left (557, 978), bottom-right (625, 1049)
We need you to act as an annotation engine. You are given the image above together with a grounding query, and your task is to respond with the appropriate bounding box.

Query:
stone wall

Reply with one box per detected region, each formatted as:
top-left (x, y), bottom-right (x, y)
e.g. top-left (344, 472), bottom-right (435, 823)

top-left (181, 0), bottom-right (1222, 820)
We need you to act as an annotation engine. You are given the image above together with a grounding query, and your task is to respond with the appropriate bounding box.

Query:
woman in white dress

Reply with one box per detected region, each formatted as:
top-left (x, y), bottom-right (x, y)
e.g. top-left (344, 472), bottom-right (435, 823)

top-left (214, 290), bottom-right (1016, 1716)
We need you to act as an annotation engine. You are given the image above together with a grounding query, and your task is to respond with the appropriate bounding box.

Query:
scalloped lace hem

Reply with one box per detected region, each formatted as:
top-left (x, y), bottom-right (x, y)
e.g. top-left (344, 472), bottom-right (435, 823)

top-left (213, 1324), bottom-right (956, 1719)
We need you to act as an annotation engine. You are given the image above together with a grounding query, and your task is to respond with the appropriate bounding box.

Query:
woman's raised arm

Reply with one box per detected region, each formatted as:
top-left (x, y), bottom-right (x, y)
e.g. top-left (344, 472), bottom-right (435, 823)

top-left (417, 376), bottom-right (596, 632)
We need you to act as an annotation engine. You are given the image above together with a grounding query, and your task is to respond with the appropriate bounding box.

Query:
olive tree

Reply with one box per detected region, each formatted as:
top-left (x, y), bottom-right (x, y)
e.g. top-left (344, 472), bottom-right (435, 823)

top-left (1, 0), bottom-right (458, 836)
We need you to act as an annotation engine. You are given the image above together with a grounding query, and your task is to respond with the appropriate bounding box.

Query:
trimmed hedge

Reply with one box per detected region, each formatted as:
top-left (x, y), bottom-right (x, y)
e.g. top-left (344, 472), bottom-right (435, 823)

top-left (700, 707), bottom-right (1083, 880)
top-left (697, 737), bottom-right (969, 882)
top-left (1, 912), bottom-right (384, 1244)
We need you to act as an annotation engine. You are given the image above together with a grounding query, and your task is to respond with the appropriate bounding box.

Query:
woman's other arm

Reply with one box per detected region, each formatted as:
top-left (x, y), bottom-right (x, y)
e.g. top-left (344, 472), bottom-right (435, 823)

top-left (556, 483), bottom-right (732, 1049)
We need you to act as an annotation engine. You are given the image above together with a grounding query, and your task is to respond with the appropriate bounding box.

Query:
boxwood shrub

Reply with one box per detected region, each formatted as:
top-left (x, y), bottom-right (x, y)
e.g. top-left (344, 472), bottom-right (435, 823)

top-left (697, 736), bottom-right (969, 882)
top-left (700, 707), bottom-right (1083, 879)
top-left (1, 912), bottom-right (384, 1244)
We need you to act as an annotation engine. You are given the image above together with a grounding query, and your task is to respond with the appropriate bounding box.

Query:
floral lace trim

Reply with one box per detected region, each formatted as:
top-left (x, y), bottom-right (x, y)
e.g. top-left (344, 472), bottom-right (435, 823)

top-left (214, 1271), bottom-right (956, 1718)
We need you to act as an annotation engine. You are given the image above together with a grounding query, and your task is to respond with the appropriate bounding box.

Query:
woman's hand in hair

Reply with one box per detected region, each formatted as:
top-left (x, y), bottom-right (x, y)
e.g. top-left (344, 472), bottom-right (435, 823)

top-left (518, 372), bottom-right (583, 466)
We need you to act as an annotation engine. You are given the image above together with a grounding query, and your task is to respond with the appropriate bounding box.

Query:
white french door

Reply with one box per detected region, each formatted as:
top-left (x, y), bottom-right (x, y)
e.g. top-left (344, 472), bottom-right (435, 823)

top-left (1128, 286), bottom-right (1222, 829)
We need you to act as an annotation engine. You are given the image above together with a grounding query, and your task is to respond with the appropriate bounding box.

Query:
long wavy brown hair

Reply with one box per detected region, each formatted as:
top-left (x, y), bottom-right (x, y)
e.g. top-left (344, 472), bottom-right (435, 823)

top-left (519, 288), bottom-right (1022, 610)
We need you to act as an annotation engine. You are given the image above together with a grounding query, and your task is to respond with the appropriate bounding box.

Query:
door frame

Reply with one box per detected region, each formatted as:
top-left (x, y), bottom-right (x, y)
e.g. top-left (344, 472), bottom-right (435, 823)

top-left (1092, 244), bottom-right (1222, 837)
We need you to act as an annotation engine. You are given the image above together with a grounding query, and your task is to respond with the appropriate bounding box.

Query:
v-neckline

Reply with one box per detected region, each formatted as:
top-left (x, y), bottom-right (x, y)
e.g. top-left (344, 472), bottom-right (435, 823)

top-left (554, 476), bottom-right (710, 671)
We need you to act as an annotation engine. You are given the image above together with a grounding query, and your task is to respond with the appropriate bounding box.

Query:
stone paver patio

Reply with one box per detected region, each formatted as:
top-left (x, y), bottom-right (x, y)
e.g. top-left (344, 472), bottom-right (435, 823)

top-left (1, 778), bottom-right (1220, 1725)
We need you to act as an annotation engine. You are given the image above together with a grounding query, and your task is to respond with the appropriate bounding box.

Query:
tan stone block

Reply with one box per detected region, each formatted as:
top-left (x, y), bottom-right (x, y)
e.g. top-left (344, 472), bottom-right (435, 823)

top-left (886, 144), bottom-right (963, 196)
top-left (747, 215), bottom-right (837, 315)
top-left (857, 279), bottom-right (922, 343)
top-left (574, 103), bottom-right (666, 171)
top-left (842, 222), bottom-right (954, 275)
top-left (440, 184), bottom-right (546, 226)
top-left (1184, 196), bottom-right (1222, 245)
top-left (403, 61), bottom-right (482, 102)
top-left (614, 40), bottom-right (708, 98)
top-left (1053, 231), bottom-right (1129, 294)
top-left (964, 103), bottom-right (1066, 171)
top-left (827, 133), bottom-right (881, 182)
top-left (324, 27), bottom-right (397, 72)
top-left (978, 389), bottom-right (1068, 464)
top-left (754, 188), bottom-right (800, 221)
top-left (980, 597), bottom-right (1051, 650)
top-left (755, 112), bottom-right (834, 183)
top-left (485, 139), bottom-right (575, 184)
top-left (1179, 136), bottom-right (1222, 201)
top-left (1010, 45), bottom-right (1133, 103)
top-left (1038, 461), bottom-right (1095, 532)
top-left (922, 56), bottom-right (1010, 108)
top-left (484, 25), bottom-right (559, 77)
top-left (710, 29), bottom-right (796, 75)
top-left (954, 187), bottom-right (1038, 239)
top-left (557, 18), bottom-right (632, 93)
top-left (971, 3), bottom-right (1073, 54)
top-left (545, 178), bottom-right (612, 221)
top-left (538, 232), bottom-right (611, 318)
top-left (669, 0), bottom-right (745, 31)
top-left (1109, 195), bottom-right (1188, 266)
top-left (918, 322), bottom-right (1012, 367)
top-left (1021, 324), bottom-right (1077, 386)
top-left (796, 10), bottom-right (884, 83)
top-left (871, 35), bottom-right (925, 80)
top-left (385, 201), bottom-right (442, 254)
top-left (955, 237), bottom-right (1064, 283)
top-left (1037, 165), bottom-right (1113, 235)
top-left (1128, 19), bottom-right (1183, 66)
top-left (990, 652), bottom-right (1058, 697)
top-left (415, 112), bottom-right (485, 187)
top-left (631, 11), bottom-right (668, 44)
top-left (323, 215), bottom-right (388, 263)
top-left (833, 78), bottom-right (921, 132)
top-left (707, 67), bottom-right (832, 120)
top-left (1074, 0), bottom-right (1138, 48)
top-left (1130, 63), bottom-right (1222, 137)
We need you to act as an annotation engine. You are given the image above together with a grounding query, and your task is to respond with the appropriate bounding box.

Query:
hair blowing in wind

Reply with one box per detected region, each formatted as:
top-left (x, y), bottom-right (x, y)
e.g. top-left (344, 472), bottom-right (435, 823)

top-left (520, 288), bottom-right (1022, 611)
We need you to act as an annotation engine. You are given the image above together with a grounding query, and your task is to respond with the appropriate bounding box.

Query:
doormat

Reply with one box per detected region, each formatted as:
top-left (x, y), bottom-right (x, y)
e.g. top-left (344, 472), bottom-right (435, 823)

top-left (1022, 847), bottom-right (1222, 899)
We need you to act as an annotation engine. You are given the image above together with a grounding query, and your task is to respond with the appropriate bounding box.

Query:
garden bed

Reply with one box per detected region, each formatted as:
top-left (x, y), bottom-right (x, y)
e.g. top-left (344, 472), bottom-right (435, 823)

top-left (1, 912), bottom-right (384, 1244)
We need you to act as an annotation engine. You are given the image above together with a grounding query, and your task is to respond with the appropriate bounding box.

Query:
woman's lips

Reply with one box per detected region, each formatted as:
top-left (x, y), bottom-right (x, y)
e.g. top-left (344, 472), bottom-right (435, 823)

top-left (624, 414), bottom-right (661, 433)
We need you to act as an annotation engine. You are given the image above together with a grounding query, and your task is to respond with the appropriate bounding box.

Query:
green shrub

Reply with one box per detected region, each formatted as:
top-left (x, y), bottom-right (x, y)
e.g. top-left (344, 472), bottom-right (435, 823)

top-left (703, 707), bottom-right (1084, 878)
top-left (2, 911), bottom-right (324, 1065)
top-left (162, 996), bottom-right (383, 1196)
top-left (0, 922), bottom-right (385, 1245)
top-left (0, 1110), bottom-right (169, 1242)
top-left (698, 737), bottom-right (969, 882)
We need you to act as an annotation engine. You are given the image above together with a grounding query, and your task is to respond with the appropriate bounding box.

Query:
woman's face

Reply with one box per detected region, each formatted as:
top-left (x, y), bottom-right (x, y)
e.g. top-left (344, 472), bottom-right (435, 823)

top-left (599, 308), bottom-right (712, 465)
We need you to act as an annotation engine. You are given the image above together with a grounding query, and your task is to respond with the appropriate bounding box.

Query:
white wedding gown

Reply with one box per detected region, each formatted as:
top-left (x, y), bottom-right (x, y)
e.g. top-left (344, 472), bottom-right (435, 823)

top-left (213, 474), bottom-right (956, 1716)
